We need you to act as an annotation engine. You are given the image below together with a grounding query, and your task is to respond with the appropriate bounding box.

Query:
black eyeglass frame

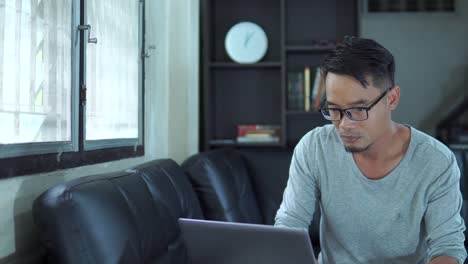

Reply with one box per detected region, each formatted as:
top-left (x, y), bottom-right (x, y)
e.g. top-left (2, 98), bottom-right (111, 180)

top-left (319, 86), bottom-right (394, 121)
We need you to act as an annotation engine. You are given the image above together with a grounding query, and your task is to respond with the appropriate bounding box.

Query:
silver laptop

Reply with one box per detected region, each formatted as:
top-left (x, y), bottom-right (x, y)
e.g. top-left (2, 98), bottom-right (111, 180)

top-left (178, 218), bottom-right (317, 264)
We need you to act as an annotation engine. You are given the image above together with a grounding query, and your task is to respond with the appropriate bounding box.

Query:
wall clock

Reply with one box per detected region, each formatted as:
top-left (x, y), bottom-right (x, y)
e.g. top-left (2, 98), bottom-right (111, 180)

top-left (224, 22), bottom-right (268, 64)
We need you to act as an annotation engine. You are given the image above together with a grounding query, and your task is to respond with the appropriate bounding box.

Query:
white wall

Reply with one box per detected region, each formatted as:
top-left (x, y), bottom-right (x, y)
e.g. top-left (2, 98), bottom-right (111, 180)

top-left (359, 1), bottom-right (468, 135)
top-left (0, 0), bottom-right (199, 263)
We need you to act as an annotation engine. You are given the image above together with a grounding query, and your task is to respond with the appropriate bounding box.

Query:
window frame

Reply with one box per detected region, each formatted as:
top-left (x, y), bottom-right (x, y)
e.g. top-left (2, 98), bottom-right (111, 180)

top-left (0, 0), bottom-right (145, 178)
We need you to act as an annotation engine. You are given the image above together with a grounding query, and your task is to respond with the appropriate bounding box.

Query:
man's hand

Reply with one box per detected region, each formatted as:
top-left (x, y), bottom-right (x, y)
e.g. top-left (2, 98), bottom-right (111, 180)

top-left (429, 255), bottom-right (458, 264)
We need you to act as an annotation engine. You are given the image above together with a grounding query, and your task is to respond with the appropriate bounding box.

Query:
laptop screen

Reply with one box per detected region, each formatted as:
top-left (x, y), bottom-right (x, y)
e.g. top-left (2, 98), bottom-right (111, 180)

top-left (178, 218), bottom-right (317, 264)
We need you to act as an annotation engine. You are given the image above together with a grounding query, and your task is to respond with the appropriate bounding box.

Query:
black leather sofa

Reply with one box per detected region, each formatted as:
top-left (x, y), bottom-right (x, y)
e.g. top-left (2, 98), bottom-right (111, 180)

top-left (33, 149), bottom-right (320, 263)
top-left (181, 148), bottom-right (263, 223)
top-left (33, 159), bottom-right (203, 264)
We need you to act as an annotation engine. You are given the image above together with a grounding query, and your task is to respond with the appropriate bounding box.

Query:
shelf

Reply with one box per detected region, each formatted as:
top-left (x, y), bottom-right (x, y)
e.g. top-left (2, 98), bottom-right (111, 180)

top-left (285, 45), bottom-right (335, 52)
top-left (210, 62), bottom-right (282, 68)
top-left (236, 142), bottom-right (283, 147)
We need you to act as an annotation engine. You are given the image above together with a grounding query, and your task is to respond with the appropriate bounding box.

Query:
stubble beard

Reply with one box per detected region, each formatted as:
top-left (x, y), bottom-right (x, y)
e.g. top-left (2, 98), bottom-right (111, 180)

top-left (344, 144), bottom-right (371, 153)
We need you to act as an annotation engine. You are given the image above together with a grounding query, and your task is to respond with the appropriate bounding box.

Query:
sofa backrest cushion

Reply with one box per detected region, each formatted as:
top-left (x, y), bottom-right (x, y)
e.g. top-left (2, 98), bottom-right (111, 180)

top-left (182, 148), bottom-right (263, 224)
top-left (33, 159), bottom-right (202, 264)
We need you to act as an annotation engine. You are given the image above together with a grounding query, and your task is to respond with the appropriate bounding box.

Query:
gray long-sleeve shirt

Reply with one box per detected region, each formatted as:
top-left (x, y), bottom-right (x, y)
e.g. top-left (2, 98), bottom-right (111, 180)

top-left (275, 124), bottom-right (466, 264)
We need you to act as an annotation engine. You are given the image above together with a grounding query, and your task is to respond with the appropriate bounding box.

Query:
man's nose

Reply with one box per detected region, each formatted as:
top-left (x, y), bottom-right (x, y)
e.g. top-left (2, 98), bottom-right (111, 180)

top-left (339, 112), bottom-right (356, 129)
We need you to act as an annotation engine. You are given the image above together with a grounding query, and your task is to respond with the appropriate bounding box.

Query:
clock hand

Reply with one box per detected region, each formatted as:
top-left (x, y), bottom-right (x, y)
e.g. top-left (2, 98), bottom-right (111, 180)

top-left (244, 31), bottom-right (254, 47)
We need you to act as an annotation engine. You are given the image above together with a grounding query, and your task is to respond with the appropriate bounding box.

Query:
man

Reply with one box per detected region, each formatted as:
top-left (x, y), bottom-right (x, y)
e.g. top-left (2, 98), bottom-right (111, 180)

top-left (275, 37), bottom-right (466, 264)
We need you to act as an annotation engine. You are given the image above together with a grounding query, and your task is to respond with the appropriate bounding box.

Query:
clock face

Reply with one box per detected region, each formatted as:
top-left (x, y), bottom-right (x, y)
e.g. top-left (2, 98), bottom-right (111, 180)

top-left (225, 22), bottom-right (268, 64)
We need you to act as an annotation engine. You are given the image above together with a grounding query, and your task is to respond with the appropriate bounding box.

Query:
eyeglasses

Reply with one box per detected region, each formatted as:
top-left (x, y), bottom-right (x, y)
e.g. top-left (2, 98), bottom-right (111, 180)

top-left (319, 87), bottom-right (393, 121)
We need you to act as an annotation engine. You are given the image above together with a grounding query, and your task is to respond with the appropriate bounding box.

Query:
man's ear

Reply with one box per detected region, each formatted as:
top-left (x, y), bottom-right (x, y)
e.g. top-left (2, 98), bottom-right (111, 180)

top-left (387, 86), bottom-right (400, 111)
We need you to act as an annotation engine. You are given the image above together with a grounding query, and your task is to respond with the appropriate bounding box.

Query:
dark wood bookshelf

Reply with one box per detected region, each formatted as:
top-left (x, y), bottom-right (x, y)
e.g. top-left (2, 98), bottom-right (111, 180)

top-left (210, 62), bottom-right (282, 68)
top-left (201, 0), bottom-right (358, 151)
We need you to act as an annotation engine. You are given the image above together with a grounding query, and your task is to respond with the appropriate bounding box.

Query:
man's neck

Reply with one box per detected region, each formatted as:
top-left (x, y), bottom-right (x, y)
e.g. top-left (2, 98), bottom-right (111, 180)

top-left (354, 122), bottom-right (408, 162)
top-left (352, 122), bottom-right (411, 180)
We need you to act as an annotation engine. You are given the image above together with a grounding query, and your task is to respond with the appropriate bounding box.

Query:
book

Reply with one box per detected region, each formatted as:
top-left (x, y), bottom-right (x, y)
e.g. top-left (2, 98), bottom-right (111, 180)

top-left (237, 124), bottom-right (281, 136)
top-left (311, 68), bottom-right (321, 105)
top-left (237, 136), bottom-right (280, 143)
top-left (288, 78), bottom-right (294, 110)
top-left (304, 67), bottom-right (311, 112)
top-left (237, 124), bottom-right (281, 143)
top-left (313, 69), bottom-right (325, 111)
top-left (242, 131), bottom-right (276, 138)
top-left (287, 72), bottom-right (304, 110)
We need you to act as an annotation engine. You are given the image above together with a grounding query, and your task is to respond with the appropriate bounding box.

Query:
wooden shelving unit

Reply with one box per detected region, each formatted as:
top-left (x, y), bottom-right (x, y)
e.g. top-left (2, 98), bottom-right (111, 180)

top-left (201, 0), bottom-right (358, 150)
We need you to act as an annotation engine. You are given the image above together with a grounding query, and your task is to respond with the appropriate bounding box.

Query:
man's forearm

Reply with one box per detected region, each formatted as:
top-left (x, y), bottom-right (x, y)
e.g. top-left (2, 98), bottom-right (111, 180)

top-left (429, 255), bottom-right (458, 264)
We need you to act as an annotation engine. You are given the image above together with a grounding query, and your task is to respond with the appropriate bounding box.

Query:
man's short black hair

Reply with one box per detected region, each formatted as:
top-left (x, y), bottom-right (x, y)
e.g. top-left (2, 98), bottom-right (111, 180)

top-left (320, 37), bottom-right (395, 90)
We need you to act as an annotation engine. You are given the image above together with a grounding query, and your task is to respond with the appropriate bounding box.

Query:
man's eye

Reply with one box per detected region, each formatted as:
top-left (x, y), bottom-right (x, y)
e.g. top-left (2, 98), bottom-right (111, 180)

top-left (349, 107), bottom-right (367, 112)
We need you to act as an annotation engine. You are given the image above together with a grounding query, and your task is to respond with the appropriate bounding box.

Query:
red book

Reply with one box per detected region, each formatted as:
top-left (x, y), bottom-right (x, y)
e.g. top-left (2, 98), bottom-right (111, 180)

top-left (237, 124), bottom-right (281, 138)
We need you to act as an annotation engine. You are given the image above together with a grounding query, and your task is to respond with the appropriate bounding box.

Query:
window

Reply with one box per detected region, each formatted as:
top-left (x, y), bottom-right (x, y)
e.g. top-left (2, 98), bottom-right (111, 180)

top-left (0, 0), bottom-right (72, 148)
top-left (86, 0), bottom-right (141, 143)
top-left (0, 0), bottom-right (145, 177)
